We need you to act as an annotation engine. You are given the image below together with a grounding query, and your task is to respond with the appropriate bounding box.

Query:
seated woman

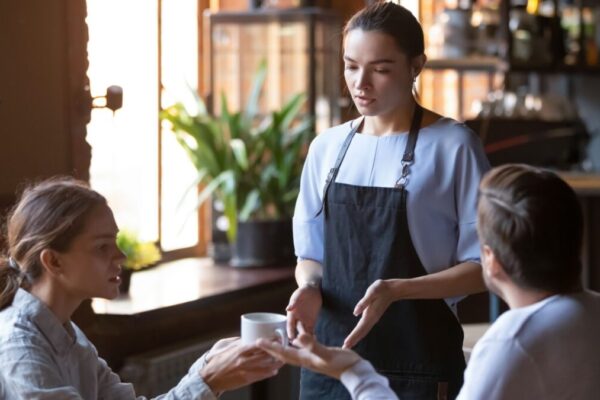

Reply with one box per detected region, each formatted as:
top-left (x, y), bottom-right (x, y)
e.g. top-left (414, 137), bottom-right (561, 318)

top-left (0, 177), bottom-right (281, 399)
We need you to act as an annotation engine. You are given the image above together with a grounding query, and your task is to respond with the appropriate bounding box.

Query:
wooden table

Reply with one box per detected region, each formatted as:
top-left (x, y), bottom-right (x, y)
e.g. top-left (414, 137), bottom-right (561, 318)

top-left (73, 258), bottom-right (296, 371)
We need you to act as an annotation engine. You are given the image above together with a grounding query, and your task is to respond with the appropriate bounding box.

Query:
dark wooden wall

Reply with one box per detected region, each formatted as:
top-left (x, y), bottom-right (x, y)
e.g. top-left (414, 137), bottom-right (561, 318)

top-left (0, 0), bottom-right (91, 218)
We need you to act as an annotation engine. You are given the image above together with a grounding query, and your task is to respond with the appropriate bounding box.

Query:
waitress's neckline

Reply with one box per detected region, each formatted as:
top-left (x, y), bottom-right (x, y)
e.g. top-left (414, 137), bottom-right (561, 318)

top-left (350, 116), bottom-right (451, 137)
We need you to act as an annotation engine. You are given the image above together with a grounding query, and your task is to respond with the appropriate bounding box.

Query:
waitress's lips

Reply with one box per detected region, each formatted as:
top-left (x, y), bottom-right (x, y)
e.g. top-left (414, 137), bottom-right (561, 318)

top-left (109, 269), bottom-right (122, 283)
top-left (355, 96), bottom-right (375, 106)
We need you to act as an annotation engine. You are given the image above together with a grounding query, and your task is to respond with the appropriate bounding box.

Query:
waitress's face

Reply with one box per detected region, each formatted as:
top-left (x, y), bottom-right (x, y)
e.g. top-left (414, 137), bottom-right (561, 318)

top-left (55, 204), bottom-right (126, 301)
top-left (343, 29), bottom-right (417, 117)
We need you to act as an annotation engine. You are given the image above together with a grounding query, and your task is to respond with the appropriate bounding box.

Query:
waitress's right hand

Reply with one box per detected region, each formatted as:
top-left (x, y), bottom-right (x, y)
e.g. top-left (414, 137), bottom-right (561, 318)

top-left (286, 285), bottom-right (322, 340)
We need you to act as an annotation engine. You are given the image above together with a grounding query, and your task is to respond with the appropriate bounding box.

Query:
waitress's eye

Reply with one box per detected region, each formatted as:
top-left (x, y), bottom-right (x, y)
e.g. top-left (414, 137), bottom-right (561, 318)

top-left (374, 69), bottom-right (389, 74)
top-left (344, 64), bottom-right (357, 71)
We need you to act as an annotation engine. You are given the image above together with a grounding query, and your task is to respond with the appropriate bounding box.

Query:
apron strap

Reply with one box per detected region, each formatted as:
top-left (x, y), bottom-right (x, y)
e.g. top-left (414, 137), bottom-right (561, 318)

top-left (395, 104), bottom-right (423, 190)
top-left (315, 117), bottom-right (363, 217)
top-left (316, 103), bottom-right (424, 216)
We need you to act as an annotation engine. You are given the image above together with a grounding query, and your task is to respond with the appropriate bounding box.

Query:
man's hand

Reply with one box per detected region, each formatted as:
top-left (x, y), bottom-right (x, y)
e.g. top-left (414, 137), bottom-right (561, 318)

top-left (286, 285), bottom-right (322, 340)
top-left (200, 338), bottom-right (283, 394)
top-left (257, 331), bottom-right (361, 380)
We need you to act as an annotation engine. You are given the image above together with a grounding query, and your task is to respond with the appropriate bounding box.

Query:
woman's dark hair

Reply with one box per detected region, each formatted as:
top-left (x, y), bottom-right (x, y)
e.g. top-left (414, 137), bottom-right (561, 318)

top-left (478, 164), bottom-right (583, 293)
top-left (0, 177), bottom-right (107, 310)
top-left (344, 1), bottom-right (424, 59)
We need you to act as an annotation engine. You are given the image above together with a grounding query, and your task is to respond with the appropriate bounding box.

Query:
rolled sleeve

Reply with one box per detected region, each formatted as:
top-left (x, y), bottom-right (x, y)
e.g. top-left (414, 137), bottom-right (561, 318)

top-left (454, 129), bottom-right (490, 264)
top-left (293, 139), bottom-right (326, 264)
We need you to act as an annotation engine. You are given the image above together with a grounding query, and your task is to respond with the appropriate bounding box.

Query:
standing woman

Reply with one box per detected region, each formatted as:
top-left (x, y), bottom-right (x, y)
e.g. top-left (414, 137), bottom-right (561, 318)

top-left (286, 2), bottom-right (490, 399)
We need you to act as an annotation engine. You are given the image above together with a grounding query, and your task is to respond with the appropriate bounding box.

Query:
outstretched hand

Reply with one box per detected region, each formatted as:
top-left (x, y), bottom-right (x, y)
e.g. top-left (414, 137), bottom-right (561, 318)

top-left (343, 279), bottom-right (398, 349)
top-left (200, 337), bottom-right (283, 394)
top-left (286, 285), bottom-right (322, 340)
top-left (257, 325), bottom-right (361, 380)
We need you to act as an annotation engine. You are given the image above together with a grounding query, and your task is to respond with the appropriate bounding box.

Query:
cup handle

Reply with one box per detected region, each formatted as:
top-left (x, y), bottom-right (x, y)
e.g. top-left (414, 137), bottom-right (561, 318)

top-left (275, 328), bottom-right (287, 347)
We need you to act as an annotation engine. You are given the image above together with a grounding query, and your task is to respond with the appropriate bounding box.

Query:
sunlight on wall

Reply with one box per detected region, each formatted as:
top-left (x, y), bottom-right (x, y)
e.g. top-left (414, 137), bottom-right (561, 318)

top-left (86, 0), bottom-right (199, 250)
top-left (87, 0), bottom-right (160, 242)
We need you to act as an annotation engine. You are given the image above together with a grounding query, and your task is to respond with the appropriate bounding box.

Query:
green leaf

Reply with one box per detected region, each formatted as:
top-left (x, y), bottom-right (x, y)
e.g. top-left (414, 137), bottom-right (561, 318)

top-left (239, 189), bottom-right (260, 221)
top-left (223, 194), bottom-right (238, 242)
top-left (175, 169), bottom-right (208, 211)
top-left (279, 93), bottom-right (306, 130)
top-left (244, 59), bottom-right (267, 122)
top-left (230, 138), bottom-right (249, 170)
top-left (194, 171), bottom-right (236, 211)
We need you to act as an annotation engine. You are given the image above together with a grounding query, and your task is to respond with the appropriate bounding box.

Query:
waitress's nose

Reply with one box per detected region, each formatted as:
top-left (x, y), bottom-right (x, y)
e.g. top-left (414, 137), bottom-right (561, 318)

top-left (354, 69), bottom-right (371, 92)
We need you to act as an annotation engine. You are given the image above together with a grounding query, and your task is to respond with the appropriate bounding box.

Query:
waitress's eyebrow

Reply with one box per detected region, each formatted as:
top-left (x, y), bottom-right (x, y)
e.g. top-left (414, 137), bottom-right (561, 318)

top-left (92, 233), bottom-right (118, 240)
top-left (343, 55), bottom-right (395, 64)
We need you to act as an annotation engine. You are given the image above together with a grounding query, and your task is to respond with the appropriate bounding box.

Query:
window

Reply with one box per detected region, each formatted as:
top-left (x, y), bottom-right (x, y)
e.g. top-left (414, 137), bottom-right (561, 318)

top-left (86, 0), bottom-right (207, 255)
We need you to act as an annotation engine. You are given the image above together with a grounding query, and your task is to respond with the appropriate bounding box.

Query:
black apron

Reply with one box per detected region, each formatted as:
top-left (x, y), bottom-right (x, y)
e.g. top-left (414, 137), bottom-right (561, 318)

top-left (300, 105), bottom-right (466, 400)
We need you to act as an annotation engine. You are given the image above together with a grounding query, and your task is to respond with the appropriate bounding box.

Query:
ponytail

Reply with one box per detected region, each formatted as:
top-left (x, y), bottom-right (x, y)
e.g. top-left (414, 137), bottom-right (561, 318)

top-left (0, 257), bottom-right (25, 310)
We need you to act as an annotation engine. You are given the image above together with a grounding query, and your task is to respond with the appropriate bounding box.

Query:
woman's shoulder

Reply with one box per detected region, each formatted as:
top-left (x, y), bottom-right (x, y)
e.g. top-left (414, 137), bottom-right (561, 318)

top-left (425, 117), bottom-right (482, 148)
top-left (305, 120), bottom-right (355, 167)
top-left (310, 120), bottom-right (354, 151)
top-left (0, 305), bottom-right (45, 349)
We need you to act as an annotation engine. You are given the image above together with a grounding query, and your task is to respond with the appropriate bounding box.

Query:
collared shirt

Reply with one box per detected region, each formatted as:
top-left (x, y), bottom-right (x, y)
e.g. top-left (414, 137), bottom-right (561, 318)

top-left (0, 372), bottom-right (18, 399)
top-left (294, 118), bottom-right (490, 306)
top-left (0, 289), bottom-right (217, 400)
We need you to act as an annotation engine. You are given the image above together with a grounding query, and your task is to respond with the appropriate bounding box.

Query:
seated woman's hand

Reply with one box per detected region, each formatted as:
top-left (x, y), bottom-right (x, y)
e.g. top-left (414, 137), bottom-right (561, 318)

top-left (256, 331), bottom-right (361, 380)
top-left (200, 338), bottom-right (283, 394)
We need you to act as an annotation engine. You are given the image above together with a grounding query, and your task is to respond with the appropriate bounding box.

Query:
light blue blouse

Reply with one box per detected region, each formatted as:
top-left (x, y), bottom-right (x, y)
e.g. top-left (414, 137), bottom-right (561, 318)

top-left (0, 289), bottom-right (216, 400)
top-left (293, 118), bottom-right (490, 305)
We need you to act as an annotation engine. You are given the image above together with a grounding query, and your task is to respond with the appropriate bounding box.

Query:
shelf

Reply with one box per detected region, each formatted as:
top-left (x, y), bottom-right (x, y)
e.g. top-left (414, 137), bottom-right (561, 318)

top-left (425, 56), bottom-right (600, 75)
top-left (425, 56), bottom-right (507, 72)
top-left (207, 7), bottom-right (339, 23)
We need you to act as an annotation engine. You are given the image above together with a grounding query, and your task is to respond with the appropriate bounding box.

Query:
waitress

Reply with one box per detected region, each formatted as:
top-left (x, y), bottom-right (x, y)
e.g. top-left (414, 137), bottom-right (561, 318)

top-left (286, 2), bottom-right (490, 399)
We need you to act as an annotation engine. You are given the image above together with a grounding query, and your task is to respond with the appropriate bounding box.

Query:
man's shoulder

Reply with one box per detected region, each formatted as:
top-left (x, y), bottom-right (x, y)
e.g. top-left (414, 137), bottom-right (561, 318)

top-left (485, 292), bottom-right (600, 347)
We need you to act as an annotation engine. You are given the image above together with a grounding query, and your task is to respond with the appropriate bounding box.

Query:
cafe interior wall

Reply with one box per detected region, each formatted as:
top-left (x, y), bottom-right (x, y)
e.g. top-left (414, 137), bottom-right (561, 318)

top-left (2, 0), bottom-right (600, 217)
top-left (0, 0), bottom-right (362, 212)
top-left (0, 0), bottom-right (91, 224)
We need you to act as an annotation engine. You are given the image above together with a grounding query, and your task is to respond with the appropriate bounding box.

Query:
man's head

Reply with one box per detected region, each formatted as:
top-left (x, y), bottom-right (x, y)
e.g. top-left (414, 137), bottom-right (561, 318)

top-left (477, 164), bottom-right (583, 297)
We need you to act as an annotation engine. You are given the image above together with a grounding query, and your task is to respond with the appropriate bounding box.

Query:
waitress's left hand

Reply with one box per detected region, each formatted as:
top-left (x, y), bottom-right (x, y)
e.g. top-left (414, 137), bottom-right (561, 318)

top-left (343, 279), bottom-right (400, 349)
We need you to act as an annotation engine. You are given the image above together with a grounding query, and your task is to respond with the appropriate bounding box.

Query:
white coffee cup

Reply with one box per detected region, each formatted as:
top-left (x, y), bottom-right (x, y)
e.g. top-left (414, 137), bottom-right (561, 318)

top-left (241, 312), bottom-right (288, 346)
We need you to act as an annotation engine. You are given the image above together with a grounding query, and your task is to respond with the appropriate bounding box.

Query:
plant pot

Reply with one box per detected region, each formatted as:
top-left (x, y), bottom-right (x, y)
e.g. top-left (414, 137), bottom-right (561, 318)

top-left (230, 219), bottom-right (295, 268)
top-left (119, 268), bottom-right (133, 295)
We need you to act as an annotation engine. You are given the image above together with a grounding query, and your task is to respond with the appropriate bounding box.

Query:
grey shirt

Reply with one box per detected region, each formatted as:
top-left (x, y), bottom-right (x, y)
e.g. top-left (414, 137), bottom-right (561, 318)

top-left (0, 289), bottom-right (217, 400)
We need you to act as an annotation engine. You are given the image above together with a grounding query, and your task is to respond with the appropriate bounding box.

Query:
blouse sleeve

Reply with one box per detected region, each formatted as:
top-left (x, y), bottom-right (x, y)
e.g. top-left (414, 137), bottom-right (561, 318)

top-left (96, 348), bottom-right (217, 400)
top-left (293, 139), bottom-right (326, 264)
top-left (340, 359), bottom-right (398, 400)
top-left (454, 128), bottom-right (490, 264)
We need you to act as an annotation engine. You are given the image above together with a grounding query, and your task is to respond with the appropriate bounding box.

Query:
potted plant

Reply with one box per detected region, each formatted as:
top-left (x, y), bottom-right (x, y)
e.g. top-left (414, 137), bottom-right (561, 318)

top-left (161, 61), bottom-right (314, 267)
top-left (116, 230), bottom-right (162, 294)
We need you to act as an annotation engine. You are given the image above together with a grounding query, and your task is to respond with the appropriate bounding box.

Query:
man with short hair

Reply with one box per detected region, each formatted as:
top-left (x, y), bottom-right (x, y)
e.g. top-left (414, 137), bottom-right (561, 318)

top-left (259, 164), bottom-right (600, 399)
